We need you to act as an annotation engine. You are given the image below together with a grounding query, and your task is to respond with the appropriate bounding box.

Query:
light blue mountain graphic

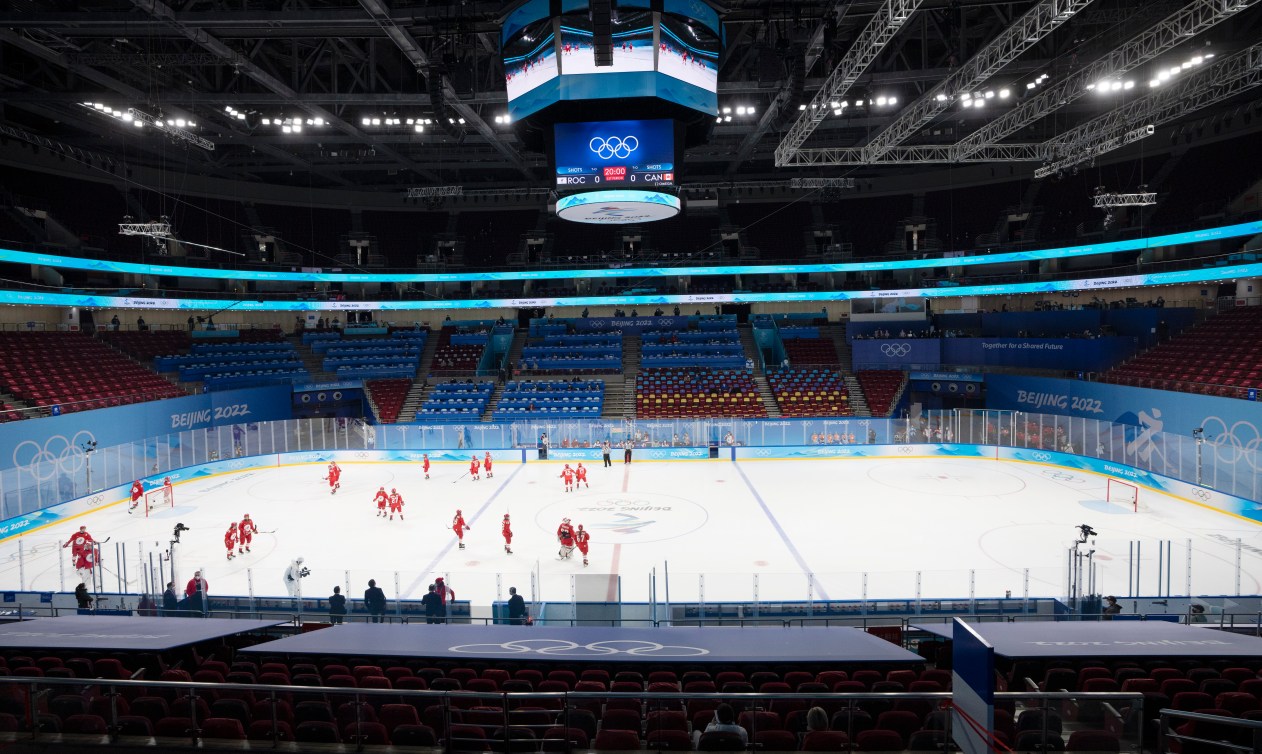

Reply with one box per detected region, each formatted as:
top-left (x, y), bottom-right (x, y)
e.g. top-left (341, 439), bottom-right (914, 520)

top-left (595, 512), bottom-right (656, 535)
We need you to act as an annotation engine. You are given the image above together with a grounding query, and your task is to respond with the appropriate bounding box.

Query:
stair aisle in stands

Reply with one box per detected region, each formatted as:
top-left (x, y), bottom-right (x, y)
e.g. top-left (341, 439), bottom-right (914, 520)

top-left (740, 325), bottom-right (781, 417)
top-left (400, 332), bottom-right (441, 422)
top-left (294, 338), bottom-right (337, 383)
top-left (478, 329), bottom-right (524, 421)
top-left (619, 336), bottom-right (641, 417)
top-left (601, 376), bottom-right (628, 419)
top-left (844, 375), bottom-right (871, 417)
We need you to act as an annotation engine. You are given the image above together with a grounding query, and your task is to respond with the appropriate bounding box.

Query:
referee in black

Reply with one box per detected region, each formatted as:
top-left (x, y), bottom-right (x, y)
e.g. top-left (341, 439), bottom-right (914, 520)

top-left (602, 440), bottom-right (612, 468)
top-left (623, 439), bottom-right (632, 464)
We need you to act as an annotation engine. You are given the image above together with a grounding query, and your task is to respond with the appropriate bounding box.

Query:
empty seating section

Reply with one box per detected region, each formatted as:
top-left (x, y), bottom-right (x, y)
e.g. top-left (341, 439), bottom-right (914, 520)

top-left (11, 647), bottom-right (1262, 752)
top-left (418, 381), bottom-right (493, 422)
top-left (636, 369), bottom-right (766, 419)
top-left (521, 333), bottom-right (622, 375)
top-left (366, 379), bottom-right (412, 423)
top-left (781, 329), bottom-right (841, 367)
top-left (432, 327), bottom-right (489, 373)
top-left (0, 332), bottom-right (184, 414)
top-left (641, 326), bottom-right (744, 369)
top-left (770, 369), bottom-right (851, 417)
top-left (858, 371), bottom-right (906, 417)
top-left (314, 331), bottom-right (425, 379)
top-left (1104, 306), bottom-right (1262, 397)
top-left (493, 380), bottom-right (604, 420)
top-left (98, 330), bottom-right (192, 361)
top-left (155, 341), bottom-right (307, 390)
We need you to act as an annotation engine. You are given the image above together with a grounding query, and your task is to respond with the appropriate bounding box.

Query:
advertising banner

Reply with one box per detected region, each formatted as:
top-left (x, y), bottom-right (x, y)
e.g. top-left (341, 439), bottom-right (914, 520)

top-left (852, 339), bottom-right (942, 369)
top-left (942, 337), bottom-right (1137, 371)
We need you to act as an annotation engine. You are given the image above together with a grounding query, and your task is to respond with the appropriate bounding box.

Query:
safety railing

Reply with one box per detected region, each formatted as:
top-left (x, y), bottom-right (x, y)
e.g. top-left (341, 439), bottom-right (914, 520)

top-left (1158, 708), bottom-right (1262, 754)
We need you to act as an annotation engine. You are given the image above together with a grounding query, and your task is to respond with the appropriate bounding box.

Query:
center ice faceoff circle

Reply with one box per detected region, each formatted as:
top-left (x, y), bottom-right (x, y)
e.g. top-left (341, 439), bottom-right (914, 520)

top-left (865, 461), bottom-right (1027, 497)
top-left (535, 492), bottom-right (709, 544)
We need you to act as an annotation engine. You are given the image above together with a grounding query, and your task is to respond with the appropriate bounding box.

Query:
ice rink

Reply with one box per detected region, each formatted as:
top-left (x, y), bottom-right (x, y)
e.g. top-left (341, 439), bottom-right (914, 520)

top-left (4, 456), bottom-right (1260, 608)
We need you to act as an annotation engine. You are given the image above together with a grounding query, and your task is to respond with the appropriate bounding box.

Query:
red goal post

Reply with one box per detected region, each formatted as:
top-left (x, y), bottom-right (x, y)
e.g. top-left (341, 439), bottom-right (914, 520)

top-left (142, 485), bottom-right (174, 516)
top-left (1107, 478), bottom-right (1140, 512)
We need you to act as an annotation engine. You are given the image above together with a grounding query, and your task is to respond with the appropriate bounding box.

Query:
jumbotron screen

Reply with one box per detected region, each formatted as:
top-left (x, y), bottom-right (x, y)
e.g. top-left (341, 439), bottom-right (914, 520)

top-left (554, 119), bottom-right (675, 188)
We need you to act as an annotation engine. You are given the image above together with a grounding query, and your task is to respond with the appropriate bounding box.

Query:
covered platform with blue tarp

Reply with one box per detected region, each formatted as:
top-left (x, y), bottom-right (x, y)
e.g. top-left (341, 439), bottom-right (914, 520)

top-left (0, 616), bottom-right (285, 651)
top-left (242, 625), bottom-right (925, 664)
top-left (909, 621), bottom-right (1262, 658)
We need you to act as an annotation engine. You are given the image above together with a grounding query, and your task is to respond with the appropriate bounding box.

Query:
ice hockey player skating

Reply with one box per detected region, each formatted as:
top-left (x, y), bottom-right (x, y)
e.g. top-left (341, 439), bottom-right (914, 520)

top-left (470, 455), bottom-right (481, 481)
top-left (238, 514), bottom-right (257, 554)
top-left (484, 452), bottom-right (494, 478)
top-left (374, 486), bottom-right (389, 517)
top-left (560, 464), bottom-right (575, 493)
top-left (502, 513), bottom-right (513, 554)
top-left (63, 526), bottom-right (96, 582)
top-left (576, 462), bottom-right (589, 489)
top-left (388, 488), bottom-right (404, 521)
top-left (326, 461), bottom-right (341, 495)
top-left (557, 518), bottom-right (576, 560)
top-left (576, 524), bottom-right (591, 566)
top-left (224, 522), bottom-right (238, 560)
top-left (453, 509), bottom-right (469, 549)
top-left (128, 479), bottom-right (144, 513)
top-left (422, 453), bottom-right (430, 480)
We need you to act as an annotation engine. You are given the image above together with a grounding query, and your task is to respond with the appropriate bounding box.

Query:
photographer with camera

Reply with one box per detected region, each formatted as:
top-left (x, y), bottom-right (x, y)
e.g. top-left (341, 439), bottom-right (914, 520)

top-left (284, 557), bottom-right (310, 598)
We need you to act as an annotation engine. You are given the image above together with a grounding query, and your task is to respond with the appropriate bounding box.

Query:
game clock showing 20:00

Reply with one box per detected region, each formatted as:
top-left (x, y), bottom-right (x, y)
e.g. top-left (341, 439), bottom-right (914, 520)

top-left (555, 120), bottom-right (675, 188)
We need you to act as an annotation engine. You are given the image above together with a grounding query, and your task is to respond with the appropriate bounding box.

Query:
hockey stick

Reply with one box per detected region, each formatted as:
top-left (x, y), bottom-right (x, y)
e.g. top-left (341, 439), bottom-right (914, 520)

top-left (451, 471), bottom-right (470, 484)
top-left (258, 529), bottom-right (279, 534)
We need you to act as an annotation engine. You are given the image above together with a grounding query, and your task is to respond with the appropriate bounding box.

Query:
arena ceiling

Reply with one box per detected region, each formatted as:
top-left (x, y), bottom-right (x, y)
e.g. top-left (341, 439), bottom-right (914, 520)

top-left (0, 0), bottom-right (1260, 195)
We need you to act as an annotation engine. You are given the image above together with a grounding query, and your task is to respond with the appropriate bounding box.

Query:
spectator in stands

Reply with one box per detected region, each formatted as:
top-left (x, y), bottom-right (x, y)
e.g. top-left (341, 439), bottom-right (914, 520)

top-left (317, 317), bottom-right (326, 329)
top-left (508, 587), bottom-right (529, 625)
top-left (805, 707), bottom-right (829, 735)
top-left (693, 704), bottom-right (747, 748)
top-left (723, 431), bottom-right (736, 446)
top-left (188, 316), bottom-right (196, 332)
top-left (331, 316), bottom-right (340, 329)
top-left (137, 315), bottom-right (147, 331)
top-left (328, 586), bottom-right (346, 624)
top-left (364, 579), bottom-right (387, 623)
top-left (631, 308), bottom-right (638, 317)
top-left (185, 570), bottom-right (209, 615)
top-left (162, 582), bottom-right (179, 615)
top-left (74, 582), bottom-right (93, 610)
top-left (422, 584), bottom-right (443, 624)
top-left (1102, 595), bottom-right (1121, 620)
top-left (1190, 603), bottom-right (1208, 623)
top-left (110, 314), bottom-right (120, 331)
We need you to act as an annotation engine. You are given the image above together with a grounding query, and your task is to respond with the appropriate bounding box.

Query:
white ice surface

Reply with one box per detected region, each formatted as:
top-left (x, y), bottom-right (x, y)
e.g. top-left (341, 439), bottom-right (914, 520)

top-left (3, 457), bottom-right (1259, 607)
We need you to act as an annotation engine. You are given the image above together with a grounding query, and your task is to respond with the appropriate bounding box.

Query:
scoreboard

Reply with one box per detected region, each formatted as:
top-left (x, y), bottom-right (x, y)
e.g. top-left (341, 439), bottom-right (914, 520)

top-left (554, 119), bottom-right (675, 188)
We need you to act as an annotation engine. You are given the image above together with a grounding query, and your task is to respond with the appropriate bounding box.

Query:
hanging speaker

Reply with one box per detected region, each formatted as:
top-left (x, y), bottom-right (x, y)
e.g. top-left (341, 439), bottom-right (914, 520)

top-left (965, 383), bottom-right (978, 394)
top-left (930, 382), bottom-right (942, 393)
top-left (948, 382), bottom-right (959, 393)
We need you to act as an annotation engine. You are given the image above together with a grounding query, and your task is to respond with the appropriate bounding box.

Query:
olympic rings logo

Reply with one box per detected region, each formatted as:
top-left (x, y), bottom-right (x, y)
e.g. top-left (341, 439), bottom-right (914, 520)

top-left (880, 343), bottom-right (912, 357)
top-left (1031, 452), bottom-right (1051, 462)
top-left (12, 431), bottom-right (95, 482)
top-left (1193, 488), bottom-right (1212, 501)
top-left (86, 494), bottom-right (106, 507)
top-left (1198, 417), bottom-right (1262, 471)
top-left (897, 446), bottom-right (914, 454)
top-left (589, 136), bottom-right (639, 160)
top-left (448, 639), bottom-right (710, 657)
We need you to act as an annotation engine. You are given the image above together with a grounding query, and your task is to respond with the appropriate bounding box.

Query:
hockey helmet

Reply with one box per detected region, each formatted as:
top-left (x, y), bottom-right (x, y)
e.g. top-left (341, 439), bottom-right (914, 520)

top-left (503, 513), bottom-right (510, 519)
top-left (79, 526), bottom-right (87, 532)
top-left (379, 486), bottom-right (385, 490)
top-left (564, 463), bottom-right (571, 468)
top-left (456, 509), bottom-right (462, 515)
top-left (243, 513), bottom-right (250, 519)
top-left (563, 517), bottom-right (571, 524)
top-left (391, 488), bottom-right (397, 493)
top-left (230, 521), bottom-right (237, 527)
top-left (577, 524), bottom-right (584, 530)
top-left (296, 557), bottom-right (304, 564)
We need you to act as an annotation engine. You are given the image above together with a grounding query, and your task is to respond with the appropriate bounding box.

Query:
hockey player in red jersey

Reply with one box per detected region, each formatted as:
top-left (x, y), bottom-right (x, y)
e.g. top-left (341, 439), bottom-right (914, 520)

top-left (575, 524), bottom-right (591, 567)
top-left (388, 488), bottom-right (404, 521)
top-left (575, 463), bottom-right (589, 489)
top-left (453, 509), bottom-right (469, 549)
top-left (470, 455), bottom-right (480, 481)
top-left (560, 464), bottom-right (575, 492)
top-left (63, 526), bottom-right (95, 559)
top-left (74, 546), bottom-right (95, 579)
top-left (502, 513), bottom-right (513, 554)
top-left (162, 476), bottom-right (173, 504)
top-left (128, 479), bottom-right (144, 513)
top-left (327, 462), bottom-right (341, 495)
top-left (238, 514), bottom-right (258, 554)
top-left (224, 522), bottom-right (238, 560)
top-left (484, 452), bottom-right (494, 478)
top-left (422, 454), bottom-right (431, 480)
top-left (374, 486), bottom-right (389, 518)
top-left (556, 518), bottom-right (576, 560)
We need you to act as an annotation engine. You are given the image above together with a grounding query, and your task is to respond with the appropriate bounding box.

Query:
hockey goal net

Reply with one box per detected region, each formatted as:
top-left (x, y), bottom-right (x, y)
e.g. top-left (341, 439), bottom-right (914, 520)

top-left (1107, 479), bottom-right (1140, 512)
top-left (142, 485), bottom-right (174, 516)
